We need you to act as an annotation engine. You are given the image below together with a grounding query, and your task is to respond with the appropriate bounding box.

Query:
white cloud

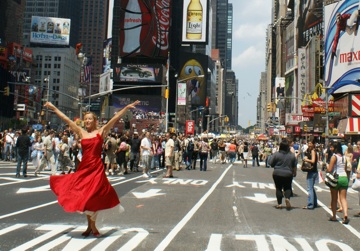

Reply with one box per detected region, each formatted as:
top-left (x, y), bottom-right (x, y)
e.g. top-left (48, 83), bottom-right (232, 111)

top-left (234, 23), bottom-right (269, 40)
top-left (232, 46), bottom-right (264, 68)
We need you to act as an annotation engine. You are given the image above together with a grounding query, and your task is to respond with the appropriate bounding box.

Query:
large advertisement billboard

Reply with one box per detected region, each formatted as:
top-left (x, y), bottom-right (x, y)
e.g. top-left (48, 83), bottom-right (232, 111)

top-left (119, 0), bottom-right (171, 58)
top-left (113, 64), bottom-right (165, 84)
top-left (113, 94), bottom-right (161, 113)
top-left (324, 0), bottom-right (360, 93)
top-left (296, 0), bottom-right (323, 48)
top-left (30, 16), bottom-right (71, 46)
top-left (178, 52), bottom-right (208, 106)
top-left (182, 0), bottom-right (208, 43)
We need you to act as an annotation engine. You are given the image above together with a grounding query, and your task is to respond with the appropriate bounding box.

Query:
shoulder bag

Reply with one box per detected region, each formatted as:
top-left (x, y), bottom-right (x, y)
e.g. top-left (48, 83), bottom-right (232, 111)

top-left (325, 155), bottom-right (339, 188)
top-left (301, 161), bottom-right (313, 172)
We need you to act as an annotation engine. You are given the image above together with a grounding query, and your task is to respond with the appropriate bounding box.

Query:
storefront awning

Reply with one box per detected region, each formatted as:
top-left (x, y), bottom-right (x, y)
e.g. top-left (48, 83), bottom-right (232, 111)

top-left (337, 118), bottom-right (360, 134)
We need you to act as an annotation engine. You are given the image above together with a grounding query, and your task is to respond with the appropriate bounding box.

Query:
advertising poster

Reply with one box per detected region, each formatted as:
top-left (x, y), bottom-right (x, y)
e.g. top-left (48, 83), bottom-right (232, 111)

top-left (182, 0), bottom-right (208, 43)
top-left (103, 38), bottom-right (112, 73)
top-left (324, 0), bottom-right (360, 93)
top-left (178, 52), bottom-right (208, 106)
top-left (112, 94), bottom-right (161, 113)
top-left (296, 0), bottom-right (323, 48)
top-left (177, 82), bottom-right (187, 105)
top-left (119, 0), bottom-right (171, 58)
top-left (99, 71), bottom-right (112, 94)
top-left (30, 16), bottom-right (71, 45)
top-left (113, 64), bottom-right (165, 83)
top-left (185, 120), bottom-right (195, 135)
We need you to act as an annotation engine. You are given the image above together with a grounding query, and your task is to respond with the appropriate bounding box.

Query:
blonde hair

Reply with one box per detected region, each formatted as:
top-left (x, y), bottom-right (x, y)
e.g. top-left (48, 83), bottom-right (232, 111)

top-left (83, 111), bottom-right (97, 121)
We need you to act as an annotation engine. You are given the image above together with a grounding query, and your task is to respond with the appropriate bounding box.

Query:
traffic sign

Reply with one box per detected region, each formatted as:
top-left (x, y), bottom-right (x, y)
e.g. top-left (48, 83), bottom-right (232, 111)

top-left (327, 112), bottom-right (340, 116)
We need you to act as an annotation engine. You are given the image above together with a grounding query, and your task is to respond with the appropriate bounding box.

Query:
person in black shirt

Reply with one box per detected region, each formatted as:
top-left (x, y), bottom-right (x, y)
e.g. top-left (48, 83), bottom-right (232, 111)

top-left (15, 128), bottom-right (32, 177)
top-left (129, 132), bottom-right (141, 172)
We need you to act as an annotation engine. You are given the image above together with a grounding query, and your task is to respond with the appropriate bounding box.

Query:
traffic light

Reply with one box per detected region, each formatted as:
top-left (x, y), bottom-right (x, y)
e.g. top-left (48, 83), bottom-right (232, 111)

top-left (224, 116), bottom-right (229, 123)
top-left (4, 86), bottom-right (9, 96)
top-left (267, 103), bottom-right (272, 112)
top-left (303, 124), bottom-right (308, 132)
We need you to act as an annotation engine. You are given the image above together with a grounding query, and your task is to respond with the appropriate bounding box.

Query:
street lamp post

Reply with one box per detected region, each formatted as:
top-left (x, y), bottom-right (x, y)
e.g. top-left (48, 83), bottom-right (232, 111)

top-left (77, 50), bottom-right (88, 120)
top-left (44, 76), bottom-right (50, 122)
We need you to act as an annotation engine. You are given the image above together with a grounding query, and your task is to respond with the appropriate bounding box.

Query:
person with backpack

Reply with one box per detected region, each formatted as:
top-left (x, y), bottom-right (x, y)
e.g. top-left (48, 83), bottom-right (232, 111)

top-left (104, 133), bottom-right (117, 175)
top-left (192, 137), bottom-right (200, 169)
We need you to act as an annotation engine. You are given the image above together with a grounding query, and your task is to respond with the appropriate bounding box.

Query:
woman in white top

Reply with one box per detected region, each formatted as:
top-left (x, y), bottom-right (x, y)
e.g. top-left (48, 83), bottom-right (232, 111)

top-left (327, 141), bottom-right (350, 224)
top-left (32, 135), bottom-right (44, 170)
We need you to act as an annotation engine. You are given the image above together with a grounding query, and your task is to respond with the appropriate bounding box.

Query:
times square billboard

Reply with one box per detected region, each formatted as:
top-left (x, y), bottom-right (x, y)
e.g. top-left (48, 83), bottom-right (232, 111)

top-left (30, 16), bottom-right (71, 46)
top-left (324, 0), bottom-right (360, 93)
top-left (119, 0), bottom-right (171, 58)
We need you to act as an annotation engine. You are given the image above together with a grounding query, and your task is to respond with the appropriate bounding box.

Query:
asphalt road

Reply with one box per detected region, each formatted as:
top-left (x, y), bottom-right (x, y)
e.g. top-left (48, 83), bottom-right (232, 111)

top-left (0, 159), bottom-right (360, 251)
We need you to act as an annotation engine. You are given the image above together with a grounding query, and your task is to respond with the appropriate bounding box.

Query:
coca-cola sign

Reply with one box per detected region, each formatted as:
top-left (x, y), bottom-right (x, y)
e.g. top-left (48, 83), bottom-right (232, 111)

top-left (120, 0), bottom-right (171, 58)
top-left (185, 120), bottom-right (195, 135)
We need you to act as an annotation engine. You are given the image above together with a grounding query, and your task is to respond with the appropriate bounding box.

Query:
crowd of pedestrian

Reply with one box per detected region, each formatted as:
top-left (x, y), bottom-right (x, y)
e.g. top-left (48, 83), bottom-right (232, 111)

top-left (2, 124), bottom-right (360, 225)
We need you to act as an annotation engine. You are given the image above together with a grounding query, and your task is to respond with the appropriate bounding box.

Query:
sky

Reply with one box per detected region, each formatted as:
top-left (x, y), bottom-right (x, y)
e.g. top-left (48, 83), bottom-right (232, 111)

top-left (229, 0), bottom-right (272, 128)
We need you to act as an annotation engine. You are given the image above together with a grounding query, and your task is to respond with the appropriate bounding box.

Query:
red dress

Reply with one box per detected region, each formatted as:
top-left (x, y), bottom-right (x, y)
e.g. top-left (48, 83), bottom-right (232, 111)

top-left (50, 134), bottom-right (120, 212)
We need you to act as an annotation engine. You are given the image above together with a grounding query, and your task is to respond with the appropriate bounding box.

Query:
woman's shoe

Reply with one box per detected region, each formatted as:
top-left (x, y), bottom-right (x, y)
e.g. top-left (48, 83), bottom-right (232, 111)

top-left (342, 217), bottom-right (350, 224)
top-left (328, 217), bottom-right (337, 222)
top-left (82, 229), bottom-right (92, 237)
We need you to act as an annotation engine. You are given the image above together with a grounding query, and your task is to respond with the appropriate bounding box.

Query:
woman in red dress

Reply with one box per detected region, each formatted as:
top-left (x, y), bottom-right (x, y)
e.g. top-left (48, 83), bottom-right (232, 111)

top-left (44, 100), bottom-right (140, 237)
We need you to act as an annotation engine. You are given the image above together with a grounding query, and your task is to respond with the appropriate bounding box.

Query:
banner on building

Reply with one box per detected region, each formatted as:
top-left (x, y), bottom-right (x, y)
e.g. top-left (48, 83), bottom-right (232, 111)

top-left (185, 120), bottom-right (195, 135)
top-left (177, 82), bottom-right (187, 105)
top-left (182, 0), bottom-right (209, 43)
top-left (103, 38), bottom-right (112, 73)
top-left (99, 71), bottom-right (112, 94)
top-left (296, 0), bottom-right (323, 48)
top-left (119, 0), bottom-right (171, 58)
top-left (30, 16), bottom-right (71, 45)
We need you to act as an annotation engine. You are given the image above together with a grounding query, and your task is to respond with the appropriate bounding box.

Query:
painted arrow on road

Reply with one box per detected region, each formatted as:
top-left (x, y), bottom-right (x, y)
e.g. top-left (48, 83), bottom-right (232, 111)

top-left (244, 193), bottom-right (277, 204)
top-left (17, 185), bottom-right (50, 194)
top-left (132, 189), bottom-right (165, 199)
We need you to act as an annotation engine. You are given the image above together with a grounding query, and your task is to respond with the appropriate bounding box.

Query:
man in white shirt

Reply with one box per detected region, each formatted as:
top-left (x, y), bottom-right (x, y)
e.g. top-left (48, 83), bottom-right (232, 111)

top-left (164, 132), bottom-right (174, 178)
top-left (140, 131), bottom-right (152, 178)
top-left (35, 130), bottom-right (56, 175)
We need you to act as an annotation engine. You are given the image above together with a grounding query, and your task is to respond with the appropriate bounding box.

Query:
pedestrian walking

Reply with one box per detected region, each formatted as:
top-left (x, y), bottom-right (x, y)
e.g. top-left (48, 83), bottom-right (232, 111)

top-left (269, 139), bottom-right (297, 210)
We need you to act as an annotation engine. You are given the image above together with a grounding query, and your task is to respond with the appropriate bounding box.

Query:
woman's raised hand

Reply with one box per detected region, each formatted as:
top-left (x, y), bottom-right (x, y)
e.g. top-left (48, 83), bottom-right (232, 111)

top-left (127, 100), bottom-right (140, 109)
top-left (44, 101), bottom-right (56, 110)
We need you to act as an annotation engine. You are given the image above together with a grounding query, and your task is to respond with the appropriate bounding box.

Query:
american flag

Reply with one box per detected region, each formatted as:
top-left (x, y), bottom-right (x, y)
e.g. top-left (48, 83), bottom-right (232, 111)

top-left (83, 57), bottom-right (92, 83)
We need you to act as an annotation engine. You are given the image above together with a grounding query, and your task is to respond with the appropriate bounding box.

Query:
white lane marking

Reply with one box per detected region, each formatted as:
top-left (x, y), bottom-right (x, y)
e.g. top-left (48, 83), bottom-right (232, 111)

top-left (132, 189), bottom-right (165, 199)
top-left (0, 201), bottom-right (58, 220)
top-left (244, 193), bottom-right (277, 204)
top-left (292, 180), bottom-right (360, 239)
top-left (17, 185), bottom-right (50, 194)
top-left (205, 234), bottom-right (222, 251)
top-left (11, 224), bottom-right (73, 251)
top-left (0, 171), bottom-right (162, 220)
top-left (0, 224), bottom-right (27, 236)
top-left (154, 164), bottom-right (233, 251)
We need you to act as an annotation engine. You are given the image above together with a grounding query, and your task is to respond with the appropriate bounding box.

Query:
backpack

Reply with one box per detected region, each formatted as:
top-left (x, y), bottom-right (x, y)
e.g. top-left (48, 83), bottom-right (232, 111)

top-left (211, 141), bottom-right (218, 150)
top-left (187, 141), bottom-right (194, 151)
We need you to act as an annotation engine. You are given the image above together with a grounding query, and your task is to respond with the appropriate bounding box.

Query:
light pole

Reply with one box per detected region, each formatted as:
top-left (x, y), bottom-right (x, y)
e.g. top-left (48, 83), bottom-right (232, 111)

top-left (175, 74), bottom-right (204, 133)
top-left (77, 50), bottom-right (87, 120)
top-left (44, 76), bottom-right (50, 122)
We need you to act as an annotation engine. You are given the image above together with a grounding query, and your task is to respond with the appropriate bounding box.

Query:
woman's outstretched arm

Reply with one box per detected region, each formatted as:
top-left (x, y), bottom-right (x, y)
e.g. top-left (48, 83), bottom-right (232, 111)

top-left (44, 102), bottom-right (82, 135)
